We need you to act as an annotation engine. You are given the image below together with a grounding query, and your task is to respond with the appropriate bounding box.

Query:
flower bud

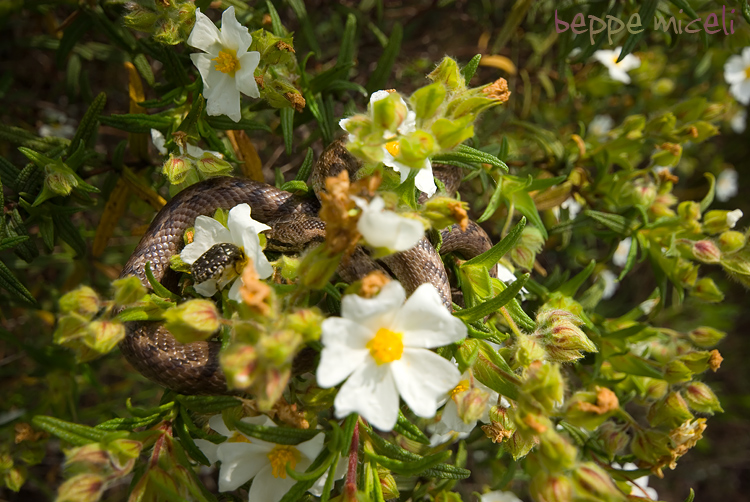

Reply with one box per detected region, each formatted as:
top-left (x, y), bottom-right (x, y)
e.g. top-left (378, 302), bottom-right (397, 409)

top-left (163, 299), bottom-right (221, 343)
top-left (571, 462), bottom-right (627, 502)
top-left (691, 277), bottom-right (724, 303)
top-left (703, 102), bottom-right (724, 120)
top-left (595, 421), bottom-right (630, 458)
top-left (454, 387), bottom-right (490, 426)
top-left (537, 429), bottom-right (578, 471)
top-left (530, 471), bottom-right (574, 502)
top-left (679, 351), bottom-right (712, 374)
top-left (503, 429), bottom-right (536, 460)
top-left (56, 474), bottom-right (105, 502)
top-left (45, 164), bottom-right (78, 196)
top-left (647, 391), bottom-right (693, 429)
top-left (162, 154), bottom-right (193, 184)
top-left (195, 152), bottom-right (232, 176)
top-left (652, 142), bottom-right (682, 167)
top-left (371, 92), bottom-right (408, 132)
top-left (84, 321), bottom-right (126, 356)
top-left (434, 491), bottom-right (462, 502)
top-left (683, 382), bottom-right (723, 414)
top-left (431, 115), bottom-right (474, 150)
top-left (124, 3), bottom-right (159, 33)
top-left (513, 333), bottom-right (547, 366)
top-left (677, 200), bottom-right (701, 222)
top-left (482, 405), bottom-right (516, 443)
top-left (688, 326), bottom-right (726, 348)
top-left (510, 226), bottom-right (545, 271)
top-left (642, 377), bottom-right (669, 400)
top-left (718, 230), bottom-right (746, 253)
top-left (703, 209), bottom-right (743, 234)
top-left (533, 309), bottom-right (597, 363)
top-left (396, 130), bottom-right (438, 169)
top-left (565, 387), bottom-right (619, 430)
top-left (521, 361), bottom-right (564, 414)
top-left (626, 180), bottom-right (657, 208)
top-left (220, 345), bottom-right (258, 390)
top-left (65, 443), bottom-right (110, 471)
top-left (285, 309), bottom-right (323, 343)
top-left (60, 286), bottom-right (100, 317)
top-left (112, 276), bottom-right (147, 306)
top-left (673, 258), bottom-right (699, 287)
top-left (631, 428), bottom-right (672, 468)
top-left (377, 467), bottom-right (400, 500)
top-left (663, 359), bottom-right (693, 384)
top-left (691, 240), bottom-right (722, 264)
top-left (427, 57), bottom-right (465, 91)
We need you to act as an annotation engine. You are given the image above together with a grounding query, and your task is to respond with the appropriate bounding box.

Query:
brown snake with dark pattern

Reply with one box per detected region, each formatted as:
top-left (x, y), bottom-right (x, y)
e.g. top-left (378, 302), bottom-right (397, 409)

top-left (119, 138), bottom-right (496, 395)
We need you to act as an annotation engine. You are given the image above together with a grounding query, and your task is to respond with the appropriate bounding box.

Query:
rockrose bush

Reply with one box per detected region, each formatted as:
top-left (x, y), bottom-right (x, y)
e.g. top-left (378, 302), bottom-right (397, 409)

top-left (1, 1), bottom-right (748, 501)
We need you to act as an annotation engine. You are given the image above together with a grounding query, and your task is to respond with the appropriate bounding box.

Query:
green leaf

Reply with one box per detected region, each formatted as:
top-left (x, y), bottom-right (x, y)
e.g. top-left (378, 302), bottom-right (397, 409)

top-left (525, 175), bottom-right (566, 192)
top-left (132, 53), bottom-right (155, 87)
top-left (56, 14), bottom-right (92, 68)
top-left (145, 262), bottom-right (181, 302)
top-left (618, 236), bottom-right (639, 281)
top-left (95, 414), bottom-right (162, 431)
top-left (99, 113), bottom-right (172, 133)
top-left (203, 115), bottom-right (271, 132)
top-left (618, 0), bottom-right (658, 61)
top-left (463, 217), bottom-right (526, 270)
top-left (32, 415), bottom-right (106, 446)
top-left (393, 411), bottom-right (430, 445)
top-left (68, 92), bottom-right (106, 156)
top-left (279, 449), bottom-right (330, 502)
top-left (683, 488), bottom-right (695, 502)
top-left (454, 274), bottom-right (529, 323)
top-left (366, 23), bottom-right (402, 94)
top-left (173, 415), bottom-right (211, 466)
top-left (743, 0), bottom-right (750, 25)
top-left (176, 395), bottom-right (241, 414)
top-left (609, 354), bottom-right (664, 379)
top-left (286, 453), bottom-right (335, 481)
top-left (0, 156), bottom-right (20, 191)
top-left (605, 324), bottom-right (647, 340)
top-left (0, 236), bottom-right (27, 252)
top-left (476, 176), bottom-right (505, 223)
top-left (52, 211), bottom-right (86, 257)
top-left (461, 54), bottom-right (482, 82)
top-left (0, 260), bottom-right (36, 305)
top-left (510, 190), bottom-right (547, 239)
top-left (338, 14), bottom-right (357, 70)
top-left (139, 87), bottom-right (187, 109)
top-left (365, 449), bottom-right (451, 476)
top-left (583, 210), bottom-right (632, 234)
top-left (286, 0), bottom-right (321, 55)
top-left (295, 147), bottom-right (315, 182)
top-left (473, 339), bottom-right (520, 399)
top-left (700, 173), bottom-right (715, 213)
top-left (231, 419), bottom-right (320, 445)
top-left (279, 180), bottom-right (309, 194)
top-left (557, 260), bottom-right (596, 298)
top-left (176, 95), bottom-right (205, 136)
top-left (280, 107), bottom-right (294, 155)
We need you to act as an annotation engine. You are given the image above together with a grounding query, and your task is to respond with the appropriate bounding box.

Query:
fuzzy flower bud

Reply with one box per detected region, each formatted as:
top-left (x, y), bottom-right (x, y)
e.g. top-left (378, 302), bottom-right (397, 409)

top-left (683, 382), bottom-right (723, 414)
top-left (85, 321), bottom-right (126, 355)
top-left (112, 276), bottom-right (147, 306)
top-left (521, 361), bottom-right (565, 414)
top-left (220, 345), bottom-right (257, 390)
top-left (565, 387), bottom-right (619, 430)
top-left (692, 239), bottom-right (722, 263)
top-left (510, 226), bottom-right (544, 271)
top-left (718, 230), bottom-right (746, 253)
top-left (60, 286), bottom-right (100, 317)
top-left (533, 309), bottom-right (597, 363)
top-left (692, 277), bottom-right (724, 303)
top-left (195, 152), bottom-right (232, 176)
top-left (513, 332), bottom-right (547, 366)
top-left (677, 200), bottom-right (701, 222)
top-left (45, 164), bottom-right (78, 196)
top-left (162, 299), bottom-right (221, 343)
top-left (647, 391), bottom-right (693, 429)
top-left (427, 57), bottom-right (465, 92)
top-left (595, 421), bottom-right (630, 459)
top-left (454, 386), bottom-right (490, 426)
top-left (537, 429), bottom-right (579, 471)
top-left (688, 326), bottom-right (726, 348)
top-left (703, 209), bottom-right (743, 234)
top-left (571, 463), bottom-right (627, 502)
top-left (377, 467), bottom-right (400, 500)
top-left (530, 471), bottom-right (574, 502)
top-left (162, 154), bottom-right (193, 185)
top-left (56, 474), bottom-right (105, 502)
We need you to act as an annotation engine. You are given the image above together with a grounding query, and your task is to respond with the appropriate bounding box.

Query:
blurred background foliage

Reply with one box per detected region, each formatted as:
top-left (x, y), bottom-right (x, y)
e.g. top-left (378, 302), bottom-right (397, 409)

top-left (1, 0), bottom-right (750, 500)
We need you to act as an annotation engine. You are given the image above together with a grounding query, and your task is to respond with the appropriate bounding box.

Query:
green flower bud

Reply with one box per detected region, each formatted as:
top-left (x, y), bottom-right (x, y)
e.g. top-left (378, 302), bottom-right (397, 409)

top-left (285, 309), bottom-right (323, 342)
top-left (483, 404), bottom-right (516, 443)
top-left (653, 77), bottom-right (675, 95)
top-left (691, 277), bottom-right (724, 303)
top-left (124, 3), bottom-right (159, 33)
top-left (631, 428), bottom-right (672, 467)
top-left (409, 82), bottom-right (446, 121)
top-left (679, 351), bottom-right (712, 374)
top-left (703, 209), bottom-right (743, 234)
top-left (56, 474), bottom-right (105, 502)
top-left (514, 333), bottom-right (547, 366)
top-left (431, 115), bottom-right (474, 150)
top-left (626, 180), bottom-right (657, 208)
top-left (106, 438), bottom-right (142, 471)
top-left (45, 164), bottom-right (78, 196)
top-left (195, 152), bottom-right (232, 176)
top-left (663, 359), bottom-right (693, 384)
top-left (673, 258), bottom-right (699, 287)
top-left (677, 200), bottom-right (701, 222)
top-left (60, 286), bottom-right (100, 317)
top-left (260, 329), bottom-right (302, 366)
top-left (647, 391), bottom-right (693, 429)
top-left (521, 361), bottom-right (565, 413)
top-left (652, 143), bottom-right (682, 167)
top-left (65, 443), bottom-right (111, 471)
top-left (595, 421), bottom-right (630, 459)
top-left (371, 92), bottom-right (407, 132)
top-left (702, 103), bottom-right (724, 120)
top-left (377, 467), bottom-right (400, 500)
top-left (691, 240), bottom-right (721, 264)
top-left (162, 154), bottom-right (193, 185)
top-left (683, 382), bottom-right (723, 414)
top-left (645, 112), bottom-right (676, 134)
top-left (153, 17), bottom-right (183, 46)
top-left (396, 130), bottom-right (438, 169)
top-left (112, 276), bottom-right (147, 306)
top-left (564, 387), bottom-right (619, 430)
top-left (622, 114), bottom-right (646, 138)
top-left (537, 429), bottom-right (578, 471)
top-left (510, 226), bottom-right (544, 271)
top-left (530, 471), bottom-right (574, 502)
top-left (163, 299), bottom-right (221, 343)
top-left (718, 230), bottom-right (746, 253)
top-left (454, 387), bottom-right (490, 426)
top-left (688, 326), bottom-right (726, 348)
top-left (571, 463), bottom-right (627, 502)
top-left (220, 345), bottom-right (257, 389)
top-left (4, 465), bottom-right (26, 492)
top-left (503, 428), bottom-right (537, 460)
top-left (533, 309), bottom-right (597, 363)
top-left (427, 57), bottom-right (465, 92)
top-left (84, 321), bottom-right (126, 356)
top-left (642, 377), bottom-right (669, 400)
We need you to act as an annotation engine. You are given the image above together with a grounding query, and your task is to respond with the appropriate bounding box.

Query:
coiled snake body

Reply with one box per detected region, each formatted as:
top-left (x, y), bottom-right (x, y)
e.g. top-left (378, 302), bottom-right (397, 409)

top-left (120, 140), bottom-right (495, 395)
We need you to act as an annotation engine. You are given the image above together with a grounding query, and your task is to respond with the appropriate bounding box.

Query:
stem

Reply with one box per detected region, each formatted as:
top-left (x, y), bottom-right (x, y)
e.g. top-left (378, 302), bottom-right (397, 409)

top-left (344, 421), bottom-right (359, 500)
top-left (501, 200), bottom-right (515, 238)
top-left (500, 306), bottom-right (524, 337)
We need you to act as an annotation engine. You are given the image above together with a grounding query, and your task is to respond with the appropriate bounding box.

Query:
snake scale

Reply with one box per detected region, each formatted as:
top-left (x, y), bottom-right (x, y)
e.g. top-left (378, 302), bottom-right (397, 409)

top-left (119, 138), bottom-right (496, 395)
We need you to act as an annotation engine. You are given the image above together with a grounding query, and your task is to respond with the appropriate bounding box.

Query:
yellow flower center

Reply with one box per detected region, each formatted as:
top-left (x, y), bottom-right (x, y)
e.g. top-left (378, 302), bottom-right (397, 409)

top-left (450, 379), bottom-right (470, 399)
top-left (367, 328), bottom-right (404, 365)
top-left (267, 445), bottom-right (301, 479)
top-left (744, 65), bottom-right (750, 79)
top-left (213, 49), bottom-right (241, 76)
top-left (385, 139), bottom-right (401, 157)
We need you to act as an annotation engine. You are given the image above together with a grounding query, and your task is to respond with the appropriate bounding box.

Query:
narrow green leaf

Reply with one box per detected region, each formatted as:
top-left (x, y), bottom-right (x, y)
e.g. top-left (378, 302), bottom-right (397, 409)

top-left (618, 236), bottom-right (639, 281)
top-left (32, 415), bottom-right (106, 445)
top-left (454, 274), bottom-right (529, 323)
top-left (295, 147), bottom-right (314, 182)
top-left (286, 0), bottom-right (321, 55)
top-left (95, 414), bottom-right (162, 431)
top-left (476, 176), bottom-right (505, 223)
top-left (56, 14), bottom-right (92, 67)
top-left (618, 0), bottom-right (658, 61)
top-left (145, 262), bottom-right (181, 302)
top-left (393, 411), bottom-right (430, 445)
top-left (68, 92), bottom-right (106, 156)
top-left (138, 87), bottom-right (186, 109)
top-left (505, 297), bottom-right (535, 331)
top-left (338, 14), bottom-right (357, 70)
top-left (280, 180), bottom-right (309, 194)
top-left (699, 172), bottom-right (715, 213)
top-left (557, 260), bottom-right (596, 298)
top-left (461, 54), bottom-right (482, 83)
top-left (173, 415), bottom-right (211, 466)
top-left (510, 190), bottom-right (547, 239)
top-left (743, 0), bottom-right (750, 24)
top-left (280, 107), bottom-right (294, 155)
top-left (279, 449), bottom-right (330, 502)
top-left (683, 488), bottom-right (695, 502)
top-left (265, 0), bottom-right (285, 37)
top-left (286, 453), bottom-right (335, 481)
top-left (0, 260), bottom-right (36, 305)
top-left (99, 113), bottom-right (172, 133)
top-left (583, 210), bottom-right (632, 234)
top-left (605, 324), bottom-right (646, 340)
top-left (366, 23), bottom-right (402, 93)
top-left (0, 236), bottom-right (29, 252)
top-left (132, 53), bottom-right (155, 87)
top-left (176, 95), bottom-right (205, 135)
top-left (205, 115), bottom-right (271, 132)
top-left (609, 354), bottom-right (664, 379)
top-left (0, 156), bottom-right (20, 191)
top-left (176, 395), bottom-right (241, 414)
top-left (455, 145), bottom-right (508, 170)
top-left (463, 217), bottom-right (526, 269)
top-left (52, 212), bottom-right (86, 257)
top-left (365, 449), bottom-right (451, 476)
top-left (231, 419), bottom-right (320, 445)
top-left (525, 175), bottom-right (566, 192)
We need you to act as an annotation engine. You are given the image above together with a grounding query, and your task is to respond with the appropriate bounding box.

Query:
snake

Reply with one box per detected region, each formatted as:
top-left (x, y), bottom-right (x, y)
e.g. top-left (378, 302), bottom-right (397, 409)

top-left (119, 138), bottom-right (496, 395)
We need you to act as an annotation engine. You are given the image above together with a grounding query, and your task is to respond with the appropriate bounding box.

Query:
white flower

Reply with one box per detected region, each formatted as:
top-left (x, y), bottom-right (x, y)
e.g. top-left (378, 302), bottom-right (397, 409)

top-left (593, 47), bottom-right (641, 84)
top-left (731, 109), bottom-right (747, 133)
top-left (38, 109), bottom-right (76, 139)
top-left (353, 196), bottom-right (423, 251)
top-left (613, 237), bottom-right (632, 268)
top-left (716, 169), bottom-right (738, 202)
top-left (188, 7), bottom-right (261, 122)
top-left (725, 47), bottom-right (750, 105)
top-left (479, 490), bottom-right (523, 502)
top-left (432, 371), bottom-right (498, 435)
top-left (560, 197), bottom-right (582, 219)
top-left (588, 114), bottom-right (614, 138)
top-left (639, 298), bottom-right (659, 315)
top-left (151, 129), bottom-right (222, 159)
top-left (613, 462), bottom-right (658, 500)
top-left (494, 262), bottom-right (529, 297)
top-left (195, 415), bottom-right (345, 502)
top-left (340, 90), bottom-right (437, 196)
top-left (180, 203), bottom-right (272, 301)
top-left (600, 269), bottom-right (619, 300)
top-left (728, 209), bottom-right (743, 228)
top-left (316, 281), bottom-right (466, 431)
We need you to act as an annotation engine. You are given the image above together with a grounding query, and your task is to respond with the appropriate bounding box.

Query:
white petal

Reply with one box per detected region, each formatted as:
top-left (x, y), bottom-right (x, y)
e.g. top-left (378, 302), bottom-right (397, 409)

top-left (194, 279), bottom-right (219, 297)
top-left (219, 7), bottom-right (252, 53)
top-left (609, 68), bottom-right (631, 84)
top-left (613, 237), bottom-right (632, 268)
top-left (209, 415), bottom-right (233, 437)
top-left (226, 278), bottom-right (242, 302)
top-left (724, 55), bottom-right (747, 83)
top-left (295, 433), bottom-right (325, 462)
top-left (397, 110), bottom-right (417, 135)
top-left (728, 209), bottom-right (743, 227)
top-left (194, 439), bottom-right (220, 465)
top-left (228, 204), bottom-right (272, 238)
top-left (180, 216), bottom-right (232, 264)
top-left (309, 455), bottom-right (348, 496)
top-left (339, 117), bottom-right (352, 133)
top-left (414, 160), bottom-right (437, 196)
top-left (191, 52), bottom-right (217, 89)
top-left (317, 318), bottom-right (371, 388)
top-left (340, 281), bottom-right (405, 330)
top-left (592, 50), bottom-right (615, 67)
top-left (731, 79), bottom-right (750, 105)
top-left (391, 348), bottom-right (461, 418)
top-left (187, 8), bottom-right (222, 54)
top-left (393, 283), bottom-right (467, 348)
top-left (204, 70), bottom-right (242, 122)
top-left (357, 198), bottom-right (423, 251)
top-left (439, 399), bottom-right (476, 434)
top-left (216, 442), bottom-right (272, 491)
top-left (246, 465), bottom-right (295, 502)
top-left (151, 129), bottom-right (167, 155)
top-left (333, 361), bottom-right (400, 431)
top-left (236, 52), bottom-right (261, 98)
top-left (369, 90), bottom-right (391, 103)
